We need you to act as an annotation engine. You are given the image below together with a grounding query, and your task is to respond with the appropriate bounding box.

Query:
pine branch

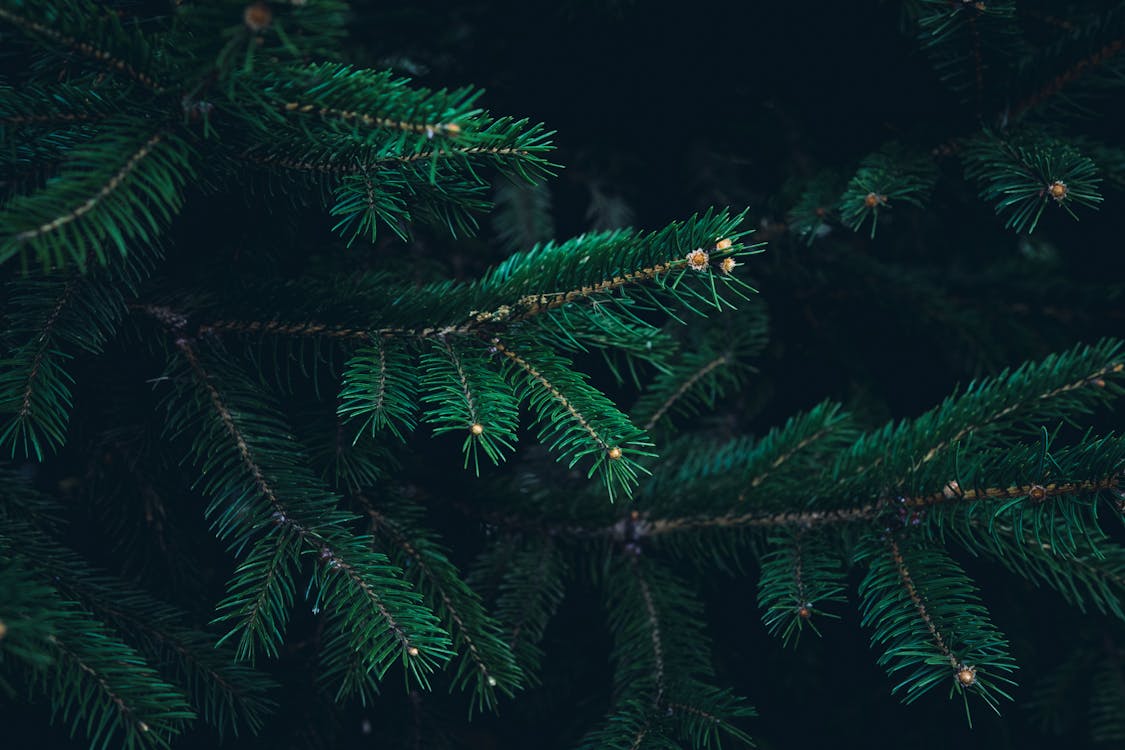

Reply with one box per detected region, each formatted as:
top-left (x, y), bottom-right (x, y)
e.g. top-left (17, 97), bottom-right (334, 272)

top-left (962, 129), bottom-right (1103, 233)
top-left (469, 535), bottom-right (568, 686)
top-left (632, 305), bottom-right (768, 432)
top-left (0, 550), bottom-right (195, 749)
top-left (163, 340), bottom-right (453, 690)
top-left (0, 478), bottom-right (278, 738)
top-left (338, 335), bottom-right (417, 442)
top-left (597, 554), bottom-right (755, 746)
top-left (857, 534), bottom-right (1017, 718)
top-left (0, 119), bottom-right (195, 269)
top-left (0, 257), bottom-right (151, 459)
top-left (363, 498), bottom-right (524, 713)
top-left (419, 336), bottom-right (519, 473)
top-left (838, 143), bottom-right (937, 238)
top-left (757, 529), bottom-right (847, 646)
top-left (0, 0), bottom-right (166, 92)
top-left (496, 336), bottom-right (652, 501)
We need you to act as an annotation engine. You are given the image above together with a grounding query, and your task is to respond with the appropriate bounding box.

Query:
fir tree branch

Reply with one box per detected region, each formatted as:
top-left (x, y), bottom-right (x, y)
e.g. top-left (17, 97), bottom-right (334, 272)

top-left (171, 340), bottom-right (453, 685)
top-left (630, 556), bottom-right (667, 707)
top-left (495, 336), bottom-right (652, 500)
top-left (757, 530), bottom-right (846, 645)
top-left (0, 3), bottom-right (165, 92)
top-left (886, 535), bottom-right (960, 672)
top-left (0, 121), bottom-right (195, 269)
top-left (858, 534), bottom-right (1017, 713)
top-left (641, 352), bottom-right (729, 432)
top-left (364, 501), bottom-right (524, 712)
top-left (462, 535), bottom-right (568, 688)
top-left (195, 318), bottom-right (369, 340)
top-left (640, 474), bottom-right (1119, 536)
top-left (0, 275), bottom-right (78, 459)
top-left (1013, 37), bottom-right (1125, 119)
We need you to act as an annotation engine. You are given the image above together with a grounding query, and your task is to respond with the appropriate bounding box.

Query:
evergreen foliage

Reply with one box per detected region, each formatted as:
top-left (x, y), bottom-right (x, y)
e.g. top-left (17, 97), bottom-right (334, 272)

top-left (1, 1), bottom-right (1125, 748)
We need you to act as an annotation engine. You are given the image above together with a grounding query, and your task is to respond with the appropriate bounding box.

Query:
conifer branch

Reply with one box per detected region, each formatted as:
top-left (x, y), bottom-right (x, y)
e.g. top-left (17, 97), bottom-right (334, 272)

top-left (630, 556), bottom-right (667, 706)
top-left (13, 131), bottom-right (163, 241)
top-left (495, 338), bottom-right (609, 453)
top-left (0, 5), bottom-right (164, 92)
top-left (369, 511), bottom-right (490, 676)
top-left (365, 503), bottom-right (522, 710)
top-left (48, 634), bottom-right (158, 737)
top-left (641, 352), bottom-right (729, 432)
top-left (279, 100), bottom-right (465, 139)
top-left (237, 144), bottom-right (544, 177)
top-left (642, 474), bottom-right (1119, 535)
top-left (1013, 37), bottom-right (1125, 119)
top-left (758, 530), bottom-right (846, 645)
top-left (886, 535), bottom-right (960, 671)
top-left (173, 340), bottom-right (451, 681)
top-left (475, 535), bottom-right (567, 686)
top-left (10, 276), bottom-right (77, 444)
top-left (177, 340), bottom-right (276, 511)
top-left (1, 122), bottom-right (194, 268)
top-left (505, 543), bottom-right (553, 658)
top-left (196, 318), bottom-right (370, 340)
top-left (917, 363), bottom-right (1123, 466)
top-left (746, 423), bottom-right (836, 491)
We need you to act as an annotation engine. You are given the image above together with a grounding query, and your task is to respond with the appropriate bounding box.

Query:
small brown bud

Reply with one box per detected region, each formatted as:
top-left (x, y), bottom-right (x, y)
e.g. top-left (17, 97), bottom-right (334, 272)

top-left (243, 2), bottom-right (272, 31)
top-left (0, 619), bottom-right (7, 640)
top-left (797, 606), bottom-right (811, 619)
top-left (1028, 484), bottom-right (1048, 503)
top-left (686, 248), bottom-right (709, 271)
top-left (715, 238), bottom-right (733, 251)
top-left (942, 480), bottom-right (961, 500)
top-left (607, 447), bottom-right (623, 460)
top-left (956, 666), bottom-right (977, 687)
top-left (470, 423), bottom-right (484, 435)
top-left (720, 257), bottom-right (738, 275)
top-left (1048, 180), bottom-right (1068, 201)
top-left (407, 646), bottom-right (420, 657)
top-left (864, 192), bottom-right (886, 208)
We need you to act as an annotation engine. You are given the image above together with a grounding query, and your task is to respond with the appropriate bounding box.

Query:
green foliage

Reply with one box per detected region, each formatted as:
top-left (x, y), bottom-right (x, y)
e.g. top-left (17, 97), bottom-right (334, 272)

top-left (911, 0), bottom-right (1023, 102)
top-left (962, 129), bottom-right (1103, 233)
top-left (419, 337), bottom-right (520, 472)
top-left (365, 498), bottom-right (524, 713)
top-left (592, 554), bottom-right (755, 748)
top-left (160, 343), bottom-right (454, 693)
top-left (786, 170), bottom-right (843, 245)
top-left (631, 300), bottom-right (768, 433)
top-left (856, 535), bottom-right (1017, 716)
top-left (838, 144), bottom-right (937, 238)
top-left (0, 120), bottom-right (195, 269)
top-left (757, 530), bottom-right (847, 646)
top-left (502, 338), bottom-right (654, 501)
top-left (469, 534), bottom-right (568, 686)
top-left (0, 254), bottom-right (151, 459)
top-left (338, 337), bottom-right (418, 442)
top-left (4, 1), bottom-right (1125, 747)
top-left (0, 545), bottom-right (196, 750)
